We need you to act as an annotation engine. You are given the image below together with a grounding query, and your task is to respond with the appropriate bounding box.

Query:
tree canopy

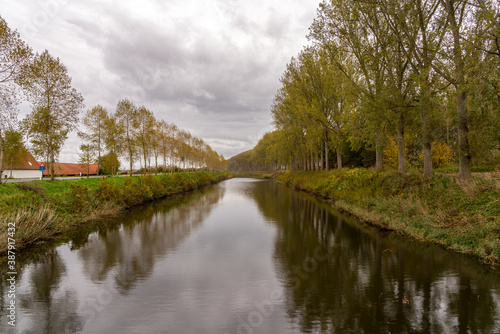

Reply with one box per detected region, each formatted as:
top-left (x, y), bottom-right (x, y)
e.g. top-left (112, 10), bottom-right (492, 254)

top-left (231, 0), bottom-right (500, 179)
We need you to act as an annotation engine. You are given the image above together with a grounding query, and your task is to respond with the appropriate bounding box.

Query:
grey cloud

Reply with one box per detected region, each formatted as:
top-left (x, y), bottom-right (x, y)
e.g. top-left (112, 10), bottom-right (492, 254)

top-left (2, 0), bottom-right (318, 160)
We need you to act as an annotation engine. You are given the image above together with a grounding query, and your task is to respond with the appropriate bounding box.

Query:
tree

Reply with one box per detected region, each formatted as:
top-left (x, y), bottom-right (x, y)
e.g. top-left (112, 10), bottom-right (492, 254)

top-left (379, 0), bottom-right (449, 177)
top-left (310, 0), bottom-right (392, 171)
top-left (0, 15), bottom-right (32, 184)
top-left (3, 129), bottom-right (27, 177)
top-left (78, 144), bottom-right (95, 178)
top-left (115, 98), bottom-right (138, 176)
top-left (19, 50), bottom-right (84, 181)
top-left (78, 105), bottom-right (108, 175)
top-left (136, 105), bottom-right (155, 172)
top-left (434, 0), bottom-right (472, 180)
top-left (102, 112), bottom-right (122, 155)
top-left (100, 152), bottom-right (120, 176)
top-left (151, 119), bottom-right (162, 174)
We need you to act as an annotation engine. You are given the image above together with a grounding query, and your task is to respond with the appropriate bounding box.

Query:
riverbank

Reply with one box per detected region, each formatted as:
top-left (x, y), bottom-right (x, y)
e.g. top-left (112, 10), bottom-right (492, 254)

top-left (0, 171), bottom-right (232, 255)
top-left (272, 170), bottom-right (500, 266)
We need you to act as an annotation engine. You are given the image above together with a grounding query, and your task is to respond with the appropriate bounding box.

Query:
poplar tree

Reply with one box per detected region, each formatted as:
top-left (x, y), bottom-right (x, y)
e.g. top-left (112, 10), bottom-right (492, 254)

top-left (78, 144), bottom-right (95, 178)
top-left (78, 105), bottom-right (108, 174)
top-left (0, 15), bottom-right (32, 184)
top-left (115, 98), bottom-right (138, 176)
top-left (20, 50), bottom-right (84, 181)
top-left (435, 0), bottom-right (474, 180)
top-left (310, 0), bottom-right (391, 171)
top-left (136, 105), bottom-right (155, 172)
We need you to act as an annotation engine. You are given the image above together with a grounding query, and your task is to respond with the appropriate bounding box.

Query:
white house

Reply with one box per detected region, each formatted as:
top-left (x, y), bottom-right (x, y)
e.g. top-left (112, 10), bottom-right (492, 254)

top-left (1, 151), bottom-right (43, 179)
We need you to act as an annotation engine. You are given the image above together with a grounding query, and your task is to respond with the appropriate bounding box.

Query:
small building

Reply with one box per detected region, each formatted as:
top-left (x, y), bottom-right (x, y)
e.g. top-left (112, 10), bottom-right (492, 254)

top-left (39, 162), bottom-right (99, 176)
top-left (1, 151), bottom-right (43, 179)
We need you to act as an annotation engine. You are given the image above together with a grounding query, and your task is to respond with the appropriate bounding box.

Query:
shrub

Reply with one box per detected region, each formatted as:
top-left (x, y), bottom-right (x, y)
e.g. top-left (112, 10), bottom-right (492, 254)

top-left (96, 177), bottom-right (120, 201)
top-left (70, 184), bottom-right (90, 212)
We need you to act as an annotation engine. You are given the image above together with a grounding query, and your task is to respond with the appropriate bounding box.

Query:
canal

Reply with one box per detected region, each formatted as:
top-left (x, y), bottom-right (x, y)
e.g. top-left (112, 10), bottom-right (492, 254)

top-left (1, 178), bottom-right (500, 333)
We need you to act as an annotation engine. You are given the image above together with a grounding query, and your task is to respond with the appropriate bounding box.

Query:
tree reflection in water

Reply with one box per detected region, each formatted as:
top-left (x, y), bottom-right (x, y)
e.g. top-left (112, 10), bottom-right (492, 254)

top-left (0, 250), bottom-right (84, 333)
top-left (0, 184), bottom-right (224, 333)
top-left (248, 180), bottom-right (500, 334)
top-left (1, 180), bottom-right (499, 334)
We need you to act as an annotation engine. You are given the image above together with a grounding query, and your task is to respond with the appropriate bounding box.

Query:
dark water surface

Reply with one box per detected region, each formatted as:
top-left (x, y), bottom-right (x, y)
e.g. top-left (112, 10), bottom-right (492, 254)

top-left (1, 178), bottom-right (500, 333)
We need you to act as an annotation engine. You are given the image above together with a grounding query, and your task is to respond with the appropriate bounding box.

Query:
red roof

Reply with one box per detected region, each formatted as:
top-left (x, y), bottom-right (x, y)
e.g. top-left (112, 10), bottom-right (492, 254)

top-left (78, 163), bottom-right (98, 175)
top-left (10, 151), bottom-right (40, 170)
top-left (38, 162), bottom-right (99, 176)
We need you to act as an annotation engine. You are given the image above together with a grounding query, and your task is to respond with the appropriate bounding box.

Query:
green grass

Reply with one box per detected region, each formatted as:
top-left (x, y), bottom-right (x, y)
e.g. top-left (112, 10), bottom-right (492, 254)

top-left (275, 169), bottom-right (500, 266)
top-left (0, 171), bottom-right (232, 255)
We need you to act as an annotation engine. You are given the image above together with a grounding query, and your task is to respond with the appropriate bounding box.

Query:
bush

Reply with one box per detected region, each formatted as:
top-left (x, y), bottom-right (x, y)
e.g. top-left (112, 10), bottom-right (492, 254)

top-left (96, 177), bottom-right (120, 201)
top-left (70, 184), bottom-right (90, 212)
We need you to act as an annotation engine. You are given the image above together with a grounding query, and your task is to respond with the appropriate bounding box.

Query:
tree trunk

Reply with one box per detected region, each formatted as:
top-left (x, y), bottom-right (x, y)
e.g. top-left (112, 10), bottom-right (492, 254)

top-left (129, 154), bottom-right (133, 177)
top-left (87, 163), bottom-right (89, 178)
top-left (444, 0), bottom-right (471, 181)
top-left (375, 130), bottom-right (383, 172)
top-left (457, 91), bottom-right (471, 180)
top-left (320, 141), bottom-right (323, 171)
top-left (421, 93), bottom-right (433, 178)
top-left (336, 144), bottom-right (342, 171)
top-left (309, 149), bottom-right (316, 170)
top-left (97, 129), bottom-right (101, 176)
top-left (324, 133), bottom-right (329, 172)
top-left (315, 150), bottom-right (319, 171)
top-left (397, 110), bottom-right (406, 175)
top-left (50, 150), bottom-right (55, 181)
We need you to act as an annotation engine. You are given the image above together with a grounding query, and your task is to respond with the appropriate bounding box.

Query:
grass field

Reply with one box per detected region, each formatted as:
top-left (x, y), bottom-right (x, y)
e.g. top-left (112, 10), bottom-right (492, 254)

top-left (0, 171), bottom-right (232, 255)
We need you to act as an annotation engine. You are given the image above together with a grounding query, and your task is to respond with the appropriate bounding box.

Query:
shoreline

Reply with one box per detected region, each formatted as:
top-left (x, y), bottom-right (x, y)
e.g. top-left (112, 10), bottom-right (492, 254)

top-left (240, 170), bottom-right (500, 267)
top-left (0, 171), bottom-right (232, 256)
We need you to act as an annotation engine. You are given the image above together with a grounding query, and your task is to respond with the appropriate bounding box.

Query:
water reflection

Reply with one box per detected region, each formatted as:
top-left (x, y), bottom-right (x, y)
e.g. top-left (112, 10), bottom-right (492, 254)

top-left (249, 180), bottom-right (500, 333)
top-left (16, 250), bottom-right (83, 334)
top-left (1, 179), bottom-right (499, 334)
top-left (0, 184), bottom-right (224, 333)
top-left (77, 185), bottom-right (224, 293)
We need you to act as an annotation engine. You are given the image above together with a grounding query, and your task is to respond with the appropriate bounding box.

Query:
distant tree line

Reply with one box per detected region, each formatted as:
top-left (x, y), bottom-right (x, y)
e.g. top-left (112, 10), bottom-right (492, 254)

top-left (229, 0), bottom-right (500, 180)
top-left (0, 15), bottom-right (225, 182)
top-left (78, 100), bottom-right (226, 177)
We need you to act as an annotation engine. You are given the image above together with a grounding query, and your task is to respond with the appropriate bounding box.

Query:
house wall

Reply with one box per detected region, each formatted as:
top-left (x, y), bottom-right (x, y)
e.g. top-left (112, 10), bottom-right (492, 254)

top-left (1, 169), bottom-right (43, 179)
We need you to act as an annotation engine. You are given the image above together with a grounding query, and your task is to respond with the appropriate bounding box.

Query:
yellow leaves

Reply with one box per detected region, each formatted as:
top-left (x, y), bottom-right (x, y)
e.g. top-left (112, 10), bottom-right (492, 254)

top-left (384, 136), bottom-right (454, 169)
top-left (431, 142), bottom-right (454, 168)
top-left (383, 137), bottom-right (399, 169)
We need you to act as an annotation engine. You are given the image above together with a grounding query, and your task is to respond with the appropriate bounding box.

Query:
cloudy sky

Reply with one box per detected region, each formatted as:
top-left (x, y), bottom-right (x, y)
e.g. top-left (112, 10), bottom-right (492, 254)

top-left (2, 0), bottom-right (319, 161)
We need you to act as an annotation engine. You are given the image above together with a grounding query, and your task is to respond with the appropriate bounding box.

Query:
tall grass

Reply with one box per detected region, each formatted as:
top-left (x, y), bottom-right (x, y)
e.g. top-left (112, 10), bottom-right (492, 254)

top-left (0, 205), bottom-right (58, 253)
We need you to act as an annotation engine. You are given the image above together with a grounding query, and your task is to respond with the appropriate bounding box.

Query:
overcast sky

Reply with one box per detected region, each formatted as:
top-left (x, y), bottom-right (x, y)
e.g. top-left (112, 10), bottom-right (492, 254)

top-left (2, 0), bottom-right (319, 162)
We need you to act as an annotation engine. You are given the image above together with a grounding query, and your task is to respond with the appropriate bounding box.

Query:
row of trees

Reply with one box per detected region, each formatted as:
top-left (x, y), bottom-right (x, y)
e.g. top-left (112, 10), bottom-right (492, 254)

top-left (229, 0), bottom-right (500, 179)
top-left (78, 100), bottom-right (226, 177)
top-left (0, 15), bottom-right (225, 182)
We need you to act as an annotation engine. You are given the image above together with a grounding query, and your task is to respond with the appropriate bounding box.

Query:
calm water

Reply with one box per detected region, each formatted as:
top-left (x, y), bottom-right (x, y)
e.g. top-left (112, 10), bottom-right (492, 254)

top-left (1, 178), bottom-right (500, 333)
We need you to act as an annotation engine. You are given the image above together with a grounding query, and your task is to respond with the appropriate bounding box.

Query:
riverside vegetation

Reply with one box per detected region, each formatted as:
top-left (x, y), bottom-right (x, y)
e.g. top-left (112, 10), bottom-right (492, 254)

top-left (0, 171), bottom-right (231, 255)
top-left (269, 170), bottom-right (500, 266)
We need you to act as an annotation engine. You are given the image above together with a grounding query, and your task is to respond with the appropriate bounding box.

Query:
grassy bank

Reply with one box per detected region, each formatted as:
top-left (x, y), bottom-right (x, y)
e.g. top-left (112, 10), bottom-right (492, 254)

top-left (275, 170), bottom-right (500, 266)
top-left (0, 171), bottom-right (231, 254)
